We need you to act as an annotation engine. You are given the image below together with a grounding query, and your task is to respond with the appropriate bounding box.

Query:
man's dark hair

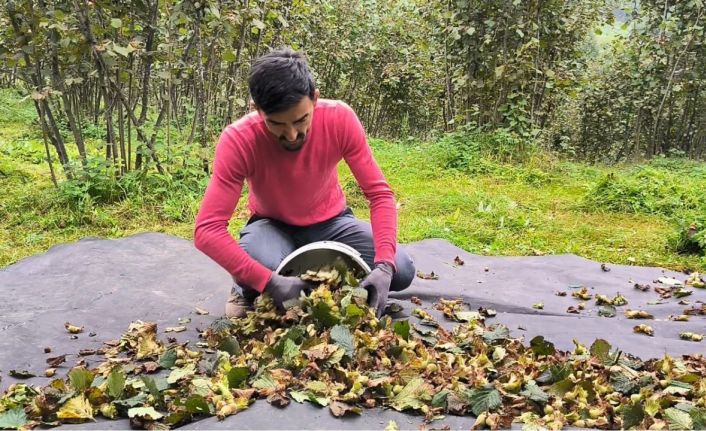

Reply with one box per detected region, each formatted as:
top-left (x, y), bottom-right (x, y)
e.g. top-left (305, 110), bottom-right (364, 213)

top-left (248, 48), bottom-right (316, 114)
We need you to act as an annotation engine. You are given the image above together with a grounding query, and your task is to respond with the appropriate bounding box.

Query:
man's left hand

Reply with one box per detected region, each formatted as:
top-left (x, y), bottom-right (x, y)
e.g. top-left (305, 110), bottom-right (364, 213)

top-left (360, 262), bottom-right (394, 318)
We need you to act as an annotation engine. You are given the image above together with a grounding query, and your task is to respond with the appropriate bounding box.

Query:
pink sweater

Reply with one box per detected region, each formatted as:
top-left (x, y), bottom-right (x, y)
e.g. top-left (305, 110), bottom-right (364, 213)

top-left (194, 99), bottom-right (397, 293)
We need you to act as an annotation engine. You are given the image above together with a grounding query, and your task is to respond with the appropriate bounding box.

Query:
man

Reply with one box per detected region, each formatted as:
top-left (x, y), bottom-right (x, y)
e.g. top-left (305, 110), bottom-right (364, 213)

top-left (194, 48), bottom-right (415, 318)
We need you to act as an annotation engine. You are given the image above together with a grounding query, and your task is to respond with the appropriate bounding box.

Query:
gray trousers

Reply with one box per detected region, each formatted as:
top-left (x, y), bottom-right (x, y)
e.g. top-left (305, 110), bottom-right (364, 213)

top-left (235, 207), bottom-right (415, 300)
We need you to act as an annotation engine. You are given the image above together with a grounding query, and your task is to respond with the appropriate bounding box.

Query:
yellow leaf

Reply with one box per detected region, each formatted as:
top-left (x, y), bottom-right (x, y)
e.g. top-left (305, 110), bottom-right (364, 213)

top-left (57, 396), bottom-right (94, 422)
top-left (64, 322), bottom-right (84, 334)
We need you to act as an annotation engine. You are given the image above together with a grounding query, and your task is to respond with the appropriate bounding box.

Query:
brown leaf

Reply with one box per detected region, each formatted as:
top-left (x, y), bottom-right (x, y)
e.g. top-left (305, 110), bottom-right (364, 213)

top-left (329, 400), bottom-right (361, 417)
top-left (555, 291), bottom-right (567, 296)
top-left (44, 347), bottom-right (52, 353)
top-left (103, 339), bottom-right (120, 347)
top-left (410, 296), bottom-right (422, 305)
top-left (79, 349), bottom-right (97, 356)
top-left (453, 256), bottom-right (465, 266)
top-left (655, 287), bottom-right (673, 299)
top-left (233, 388), bottom-right (257, 400)
top-left (143, 361), bottom-right (160, 373)
top-left (266, 391), bottom-right (290, 408)
top-left (601, 263), bottom-right (611, 272)
top-left (684, 304), bottom-right (706, 315)
top-left (634, 283), bottom-right (651, 292)
top-left (566, 306), bottom-right (580, 314)
top-left (46, 354), bottom-right (67, 367)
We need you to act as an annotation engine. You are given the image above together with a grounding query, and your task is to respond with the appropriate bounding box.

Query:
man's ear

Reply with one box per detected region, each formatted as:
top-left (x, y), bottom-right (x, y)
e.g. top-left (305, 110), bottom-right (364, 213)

top-left (312, 89), bottom-right (320, 105)
top-left (249, 99), bottom-right (258, 112)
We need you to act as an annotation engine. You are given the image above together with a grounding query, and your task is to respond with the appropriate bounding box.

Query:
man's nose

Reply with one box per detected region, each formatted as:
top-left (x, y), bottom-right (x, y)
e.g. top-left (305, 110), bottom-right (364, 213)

top-left (284, 128), bottom-right (298, 142)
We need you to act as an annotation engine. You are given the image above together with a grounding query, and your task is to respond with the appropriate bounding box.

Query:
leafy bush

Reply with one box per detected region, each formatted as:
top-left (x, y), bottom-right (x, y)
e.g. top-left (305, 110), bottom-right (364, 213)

top-left (436, 127), bottom-right (535, 175)
top-left (582, 167), bottom-right (705, 217)
top-left (670, 216), bottom-right (706, 256)
top-left (57, 157), bottom-right (209, 224)
top-left (0, 89), bottom-right (35, 124)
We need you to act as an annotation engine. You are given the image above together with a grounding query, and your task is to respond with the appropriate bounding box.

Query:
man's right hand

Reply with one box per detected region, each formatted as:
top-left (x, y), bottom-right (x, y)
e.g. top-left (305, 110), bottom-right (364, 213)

top-left (265, 273), bottom-right (313, 310)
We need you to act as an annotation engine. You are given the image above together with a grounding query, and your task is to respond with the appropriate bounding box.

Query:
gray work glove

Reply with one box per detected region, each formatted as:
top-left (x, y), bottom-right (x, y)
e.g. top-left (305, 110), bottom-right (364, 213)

top-left (361, 262), bottom-right (394, 318)
top-left (265, 274), bottom-right (313, 310)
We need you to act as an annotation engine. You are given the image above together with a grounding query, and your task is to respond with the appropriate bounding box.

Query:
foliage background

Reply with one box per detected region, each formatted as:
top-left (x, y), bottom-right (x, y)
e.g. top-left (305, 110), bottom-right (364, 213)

top-left (0, 0), bottom-right (705, 270)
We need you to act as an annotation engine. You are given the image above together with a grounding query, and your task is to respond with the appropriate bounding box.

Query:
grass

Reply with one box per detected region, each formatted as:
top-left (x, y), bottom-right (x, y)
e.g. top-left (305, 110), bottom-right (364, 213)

top-left (1, 88), bottom-right (705, 272)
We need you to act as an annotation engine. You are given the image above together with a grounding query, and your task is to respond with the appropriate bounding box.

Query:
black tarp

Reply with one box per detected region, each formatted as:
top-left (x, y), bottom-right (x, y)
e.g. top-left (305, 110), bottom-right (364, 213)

top-left (1, 233), bottom-right (704, 429)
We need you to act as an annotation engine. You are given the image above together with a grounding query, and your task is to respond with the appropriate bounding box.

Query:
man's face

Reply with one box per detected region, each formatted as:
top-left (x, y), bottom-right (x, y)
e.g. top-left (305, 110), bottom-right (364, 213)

top-left (258, 89), bottom-right (319, 152)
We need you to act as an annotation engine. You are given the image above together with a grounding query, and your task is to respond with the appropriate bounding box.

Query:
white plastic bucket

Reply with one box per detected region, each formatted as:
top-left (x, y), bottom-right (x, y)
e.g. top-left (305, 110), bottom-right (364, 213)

top-left (275, 241), bottom-right (371, 278)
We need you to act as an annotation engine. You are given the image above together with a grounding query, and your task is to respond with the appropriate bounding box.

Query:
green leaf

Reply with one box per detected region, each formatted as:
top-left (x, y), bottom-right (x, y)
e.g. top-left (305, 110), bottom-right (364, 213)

top-left (664, 381), bottom-right (692, 395)
top-left (391, 377), bottom-right (430, 411)
top-left (112, 45), bottom-right (131, 57)
top-left (482, 325), bottom-right (510, 344)
top-left (141, 376), bottom-right (165, 406)
top-left (665, 407), bottom-right (694, 430)
top-left (273, 326), bottom-right (304, 357)
top-left (455, 311), bottom-right (482, 322)
top-left (282, 338), bottom-right (300, 363)
top-left (252, 373), bottom-right (276, 390)
top-left (158, 348), bottom-right (177, 369)
top-left (468, 386), bottom-right (502, 416)
top-left (330, 325), bottom-right (355, 357)
top-left (393, 320), bottom-right (411, 340)
top-left (251, 18), bottom-right (266, 30)
top-left (537, 364), bottom-right (572, 384)
top-left (432, 390), bottom-right (450, 408)
top-left (530, 336), bottom-right (556, 356)
top-left (622, 402), bottom-right (645, 429)
top-left (289, 390), bottom-right (308, 403)
top-left (326, 347), bottom-right (345, 366)
top-left (218, 336), bottom-right (241, 356)
top-left (167, 363), bottom-right (195, 384)
top-left (548, 378), bottom-right (574, 396)
top-left (222, 50), bottom-right (236, 62)
top-left (185, 395), bottom-right (210, 414)
top-left (227, 367), bottom-right (249, 389)
top-left (107, 367), bottom-right (125, 399)
top-left (590, 339), bottom-right (611, 362)
top-left (689, 408), bottom-right (706, 430)
top-left (113, 393), bottom-right (148, 408)
top-left (69, 367), bottom-right (94, 392)
top-left (128, 407), bottom-right (163, 420)
top-left (312, 302), bottom-right (340, 328)
top-left (110, 18), bottom-right (122, 28)
top-left (598, 305), bottom-right (617, 318)
top-left (520, 382), bottom-right (549, 405)
top-left (0, 408), bottom-right (29, 429)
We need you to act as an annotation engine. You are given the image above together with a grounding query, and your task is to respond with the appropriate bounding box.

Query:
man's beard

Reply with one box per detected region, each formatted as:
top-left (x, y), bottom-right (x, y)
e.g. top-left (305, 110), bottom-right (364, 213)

top-left (279, 132), bottom-right (306, 152)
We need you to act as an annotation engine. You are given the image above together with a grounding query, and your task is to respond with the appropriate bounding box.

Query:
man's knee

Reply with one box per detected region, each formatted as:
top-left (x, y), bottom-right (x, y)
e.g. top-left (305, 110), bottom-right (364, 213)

top-left (391, 247), bottom-right (415, 292)
top-left (239, 219), bottom-right (295, 271)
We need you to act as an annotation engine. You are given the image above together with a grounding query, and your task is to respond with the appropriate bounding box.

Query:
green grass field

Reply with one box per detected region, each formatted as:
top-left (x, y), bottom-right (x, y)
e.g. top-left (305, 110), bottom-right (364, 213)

top-left (1, 89), bottom-right (705, 272)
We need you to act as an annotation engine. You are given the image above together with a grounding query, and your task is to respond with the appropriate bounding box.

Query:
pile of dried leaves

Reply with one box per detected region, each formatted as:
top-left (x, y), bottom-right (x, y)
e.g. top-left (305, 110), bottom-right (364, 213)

top-left (1, 267), bottom-right (705, 430)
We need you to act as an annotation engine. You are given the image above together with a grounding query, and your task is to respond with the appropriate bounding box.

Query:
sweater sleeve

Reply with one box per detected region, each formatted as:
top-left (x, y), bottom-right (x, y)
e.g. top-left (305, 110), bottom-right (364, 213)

top-left (193, 128), bottom-right (273, 292)
top-left (338, 103), bottom-right (398, 269)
